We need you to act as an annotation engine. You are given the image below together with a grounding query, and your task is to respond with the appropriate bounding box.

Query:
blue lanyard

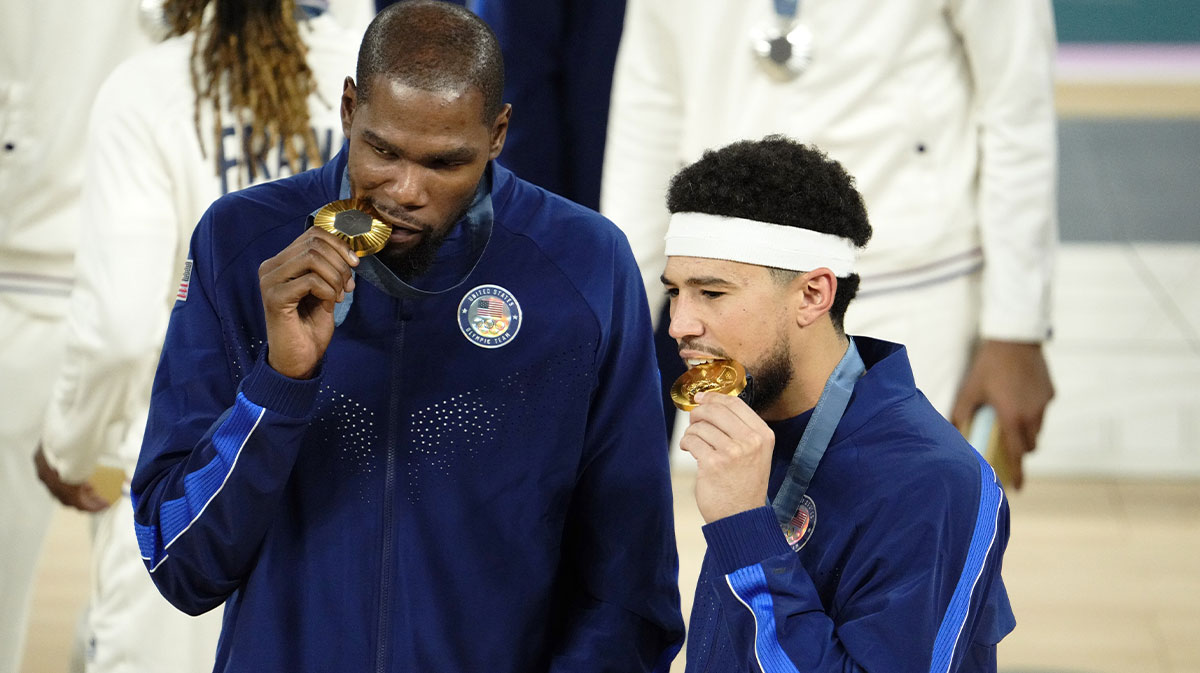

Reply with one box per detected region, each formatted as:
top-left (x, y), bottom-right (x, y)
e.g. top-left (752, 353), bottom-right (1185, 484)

top-left (770, 337), bottom-right (865, 525)
top-left (773, 0), bottom-right (800, 20)
top-left (296, 0), bottom-right (327, 18)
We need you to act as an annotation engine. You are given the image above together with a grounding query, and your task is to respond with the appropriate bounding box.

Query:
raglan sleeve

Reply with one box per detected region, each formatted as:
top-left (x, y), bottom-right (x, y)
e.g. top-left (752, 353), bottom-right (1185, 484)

top-left (129, 213), bottom-right (322, 616)
top-left (701, 454), bottom-right (1014, 672)
top-left (599, 0), bottom-right (685, 318)
top-left (548, 231), bottom-right (685, 672)
top-left (948, 0), bottom-right (1058, 342)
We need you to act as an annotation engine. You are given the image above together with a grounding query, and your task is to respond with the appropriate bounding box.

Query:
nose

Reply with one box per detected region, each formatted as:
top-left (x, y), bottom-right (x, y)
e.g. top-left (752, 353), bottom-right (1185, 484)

top-left (384, 161), bottom-right (429, 209)
top-left (667, 295), bottom-right (703, 341)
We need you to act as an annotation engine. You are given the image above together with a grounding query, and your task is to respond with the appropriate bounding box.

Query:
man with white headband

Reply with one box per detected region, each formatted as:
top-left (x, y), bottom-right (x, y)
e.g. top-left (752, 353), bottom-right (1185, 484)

top-left (662, 137), bottom-right (1014, 672)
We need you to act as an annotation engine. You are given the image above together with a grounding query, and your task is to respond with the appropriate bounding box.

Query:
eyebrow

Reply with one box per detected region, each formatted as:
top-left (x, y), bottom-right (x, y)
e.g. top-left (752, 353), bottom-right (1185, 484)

top-left (660, 274), bottom-right (736, 288)
top-left (361, 129), bottom-right (399, 154)
top-left (361, 129), bottom-right (477, 164)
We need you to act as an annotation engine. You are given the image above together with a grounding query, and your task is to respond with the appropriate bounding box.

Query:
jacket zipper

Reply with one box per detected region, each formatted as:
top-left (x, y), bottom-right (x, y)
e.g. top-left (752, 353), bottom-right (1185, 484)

top-left (375, 309), bottom-right (405, 673)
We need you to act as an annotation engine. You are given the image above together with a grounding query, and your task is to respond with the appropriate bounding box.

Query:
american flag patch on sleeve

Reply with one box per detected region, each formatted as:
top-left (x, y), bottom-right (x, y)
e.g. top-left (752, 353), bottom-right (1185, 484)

top-left (176, 260), bottom-right (193, 302)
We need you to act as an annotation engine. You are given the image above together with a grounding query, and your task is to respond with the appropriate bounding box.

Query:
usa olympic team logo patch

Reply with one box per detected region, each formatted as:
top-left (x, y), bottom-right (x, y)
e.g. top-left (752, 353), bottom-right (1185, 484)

top-left (781, 495), bottom-right (817, 551)
top-left (458, 284), bottom-right (522, 348)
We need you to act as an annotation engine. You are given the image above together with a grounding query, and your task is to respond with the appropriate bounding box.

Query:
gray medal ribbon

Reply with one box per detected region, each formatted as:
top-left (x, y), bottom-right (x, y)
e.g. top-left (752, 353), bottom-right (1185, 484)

top-left (770, 337), bottom-right (865, 525)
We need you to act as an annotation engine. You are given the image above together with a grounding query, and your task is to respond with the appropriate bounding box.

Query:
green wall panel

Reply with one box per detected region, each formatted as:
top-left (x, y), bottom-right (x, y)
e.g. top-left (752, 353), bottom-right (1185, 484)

top-left (1054, 0), bottom-right (1200, 43)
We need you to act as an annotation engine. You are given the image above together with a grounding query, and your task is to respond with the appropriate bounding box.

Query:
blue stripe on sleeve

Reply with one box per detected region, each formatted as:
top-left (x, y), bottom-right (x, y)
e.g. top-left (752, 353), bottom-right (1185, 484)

top-left (134, 517), bottom-right (159, 562)
top-left (135, 392), bottom-right (265, 571)
top-left (928, 453), bottom-right (1004, 673)
top-left (726, 564), bottom-right (801, 673)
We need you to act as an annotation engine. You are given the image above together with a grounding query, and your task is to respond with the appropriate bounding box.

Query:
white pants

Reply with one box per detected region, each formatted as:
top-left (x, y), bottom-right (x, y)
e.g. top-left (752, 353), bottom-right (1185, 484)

top-left (84, 495), bottom-right (222, 673)
top-left (845, 271), bottom-right (980, 416)
top-left (1, 290), bottom-right (221, 673)
top-left (0, 297), bottom-right (66, 673)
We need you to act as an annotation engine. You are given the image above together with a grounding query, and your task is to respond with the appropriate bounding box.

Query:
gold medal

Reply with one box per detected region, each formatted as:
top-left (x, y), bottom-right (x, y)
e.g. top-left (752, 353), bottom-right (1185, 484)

top-left (670, 359), bottom-right (748, 411)
top-left (87, 465), bottom-right (126, 507)
top-left (312, 199), bottom-right (390, 257)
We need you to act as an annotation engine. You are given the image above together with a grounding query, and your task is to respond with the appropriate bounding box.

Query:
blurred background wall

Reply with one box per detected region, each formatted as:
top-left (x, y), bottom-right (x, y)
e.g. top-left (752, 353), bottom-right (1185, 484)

top-left (1030, 0), bottom-right (1200, 479)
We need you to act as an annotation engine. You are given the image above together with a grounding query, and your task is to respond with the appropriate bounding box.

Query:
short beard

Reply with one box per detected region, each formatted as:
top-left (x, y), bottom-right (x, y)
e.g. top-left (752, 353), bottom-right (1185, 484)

top-left (369, 193), bottom-right (475, 283)
top-left (376, 225), bottom-right (451, 282)
top-left (745, 337), bottom-right (794, 415)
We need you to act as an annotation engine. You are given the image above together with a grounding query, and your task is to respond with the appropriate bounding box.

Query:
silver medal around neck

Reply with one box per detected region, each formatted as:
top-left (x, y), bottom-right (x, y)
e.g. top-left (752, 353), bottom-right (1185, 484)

top-left (138, 0), bottom-right (171, 42)
top-left (752, 21), bottom-right (813, 80)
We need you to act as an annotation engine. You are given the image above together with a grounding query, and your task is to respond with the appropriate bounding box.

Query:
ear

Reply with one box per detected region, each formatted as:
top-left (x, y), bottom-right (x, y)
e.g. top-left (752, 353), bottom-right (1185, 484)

top-left (340, 76), bottom-right (358, 141)
top-left (488, 103), bottom-right (512, 160)
top-left (792, 268), bottom-right (838, 329)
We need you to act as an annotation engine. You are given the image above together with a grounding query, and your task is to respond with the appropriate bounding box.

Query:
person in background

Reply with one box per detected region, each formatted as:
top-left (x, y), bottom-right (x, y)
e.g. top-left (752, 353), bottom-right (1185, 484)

top-left (474, 0), bottom-right (626, 211)
top-left (0, 4), bottom-right (154, 670)
top-left (34, 1), bottom-right (358, 670)
top-left (603, 0), bottom-right (1057, 488)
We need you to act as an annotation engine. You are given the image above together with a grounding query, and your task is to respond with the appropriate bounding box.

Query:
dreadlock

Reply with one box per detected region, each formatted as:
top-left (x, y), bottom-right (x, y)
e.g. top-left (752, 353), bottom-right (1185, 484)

top-left (165, 0), bottom-right (321, 182)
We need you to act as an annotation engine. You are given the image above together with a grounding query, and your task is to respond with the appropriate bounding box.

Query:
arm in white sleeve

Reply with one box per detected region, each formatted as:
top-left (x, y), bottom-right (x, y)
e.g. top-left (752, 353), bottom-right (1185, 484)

top-left (41, 64), bottom-right (180, 482)
top-left (600, 0), bottom-right (685, 318)
top-left (949, 0), bottom-right (1058, 341)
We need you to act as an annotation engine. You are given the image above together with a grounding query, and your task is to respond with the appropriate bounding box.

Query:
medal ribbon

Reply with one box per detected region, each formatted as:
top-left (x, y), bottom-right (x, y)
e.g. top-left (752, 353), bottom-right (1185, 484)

top-left (296, 0), bottom-right (328, 18)
top-left (317, 163), bottom-right (494, 326)
top-left (770, 337), bottom-right (865, 525)
top-left (773, 0), bottom-right (799, 21)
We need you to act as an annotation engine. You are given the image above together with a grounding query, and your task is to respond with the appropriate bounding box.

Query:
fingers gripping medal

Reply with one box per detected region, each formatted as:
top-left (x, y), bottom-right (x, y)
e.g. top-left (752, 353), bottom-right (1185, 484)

top-left (312, 199), bottom-right (390, 257)
top-left (670, 359), bottom-right (753, 411)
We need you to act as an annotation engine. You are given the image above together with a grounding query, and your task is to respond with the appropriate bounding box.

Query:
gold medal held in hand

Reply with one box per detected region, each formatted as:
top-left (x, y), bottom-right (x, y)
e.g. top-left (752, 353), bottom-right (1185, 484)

top-left (312, 199), bottom-right (390, 257)
top-left (87, 465), bottom-right (126, 507)
top-left (670, 359), bottom-right (748, 411)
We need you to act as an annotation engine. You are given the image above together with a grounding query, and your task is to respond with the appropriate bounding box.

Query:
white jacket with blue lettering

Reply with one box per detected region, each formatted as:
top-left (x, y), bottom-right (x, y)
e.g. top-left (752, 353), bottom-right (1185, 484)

top-left (40, 13), bottom-right (357, 483)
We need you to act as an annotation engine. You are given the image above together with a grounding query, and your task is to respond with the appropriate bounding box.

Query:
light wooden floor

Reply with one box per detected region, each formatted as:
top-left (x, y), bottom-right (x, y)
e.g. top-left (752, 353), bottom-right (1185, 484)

top-left (19, 476), bottom-right (1200, 673)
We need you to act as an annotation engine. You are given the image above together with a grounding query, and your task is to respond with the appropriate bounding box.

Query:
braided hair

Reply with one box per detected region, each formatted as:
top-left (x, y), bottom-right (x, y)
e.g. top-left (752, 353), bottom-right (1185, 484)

top-left (165, 0), bottom-right (321, 181)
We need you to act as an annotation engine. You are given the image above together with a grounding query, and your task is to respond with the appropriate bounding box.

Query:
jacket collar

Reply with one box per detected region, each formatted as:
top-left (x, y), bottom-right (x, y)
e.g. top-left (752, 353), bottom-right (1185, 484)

top-left (317, 142), bottom-right (350, 204)
top-left (830, 336), bottom-right (918, 444)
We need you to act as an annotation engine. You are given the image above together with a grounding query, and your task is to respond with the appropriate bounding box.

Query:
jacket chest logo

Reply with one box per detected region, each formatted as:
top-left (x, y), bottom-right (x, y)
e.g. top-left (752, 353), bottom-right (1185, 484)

top-left (781, 495), bottom-right (817, 551)
top-left (458, 284), bottom-right (522, 349)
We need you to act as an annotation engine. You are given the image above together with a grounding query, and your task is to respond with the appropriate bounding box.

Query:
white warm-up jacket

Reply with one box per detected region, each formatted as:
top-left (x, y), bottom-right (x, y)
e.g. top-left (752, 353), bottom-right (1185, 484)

top-left (0, 2), bottom-right (155, 315)
top-left (40, 13), bottom-right (358, 482)
top-left (602, 0), bottom-right (1057, 342)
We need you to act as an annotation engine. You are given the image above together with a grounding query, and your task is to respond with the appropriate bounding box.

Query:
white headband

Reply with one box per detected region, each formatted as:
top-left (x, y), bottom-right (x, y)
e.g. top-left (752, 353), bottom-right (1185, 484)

top-left (664, 212), bottom-right (858, 276)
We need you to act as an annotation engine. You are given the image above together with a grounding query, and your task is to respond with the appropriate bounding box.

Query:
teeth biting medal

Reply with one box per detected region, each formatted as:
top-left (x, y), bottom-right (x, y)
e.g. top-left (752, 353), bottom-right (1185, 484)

top-left (312, 198), bottom-right (390, 257)
top-left (671, 360), bottom-right (749, 411)
top-left (663, 209), bottom-right (859, 413)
